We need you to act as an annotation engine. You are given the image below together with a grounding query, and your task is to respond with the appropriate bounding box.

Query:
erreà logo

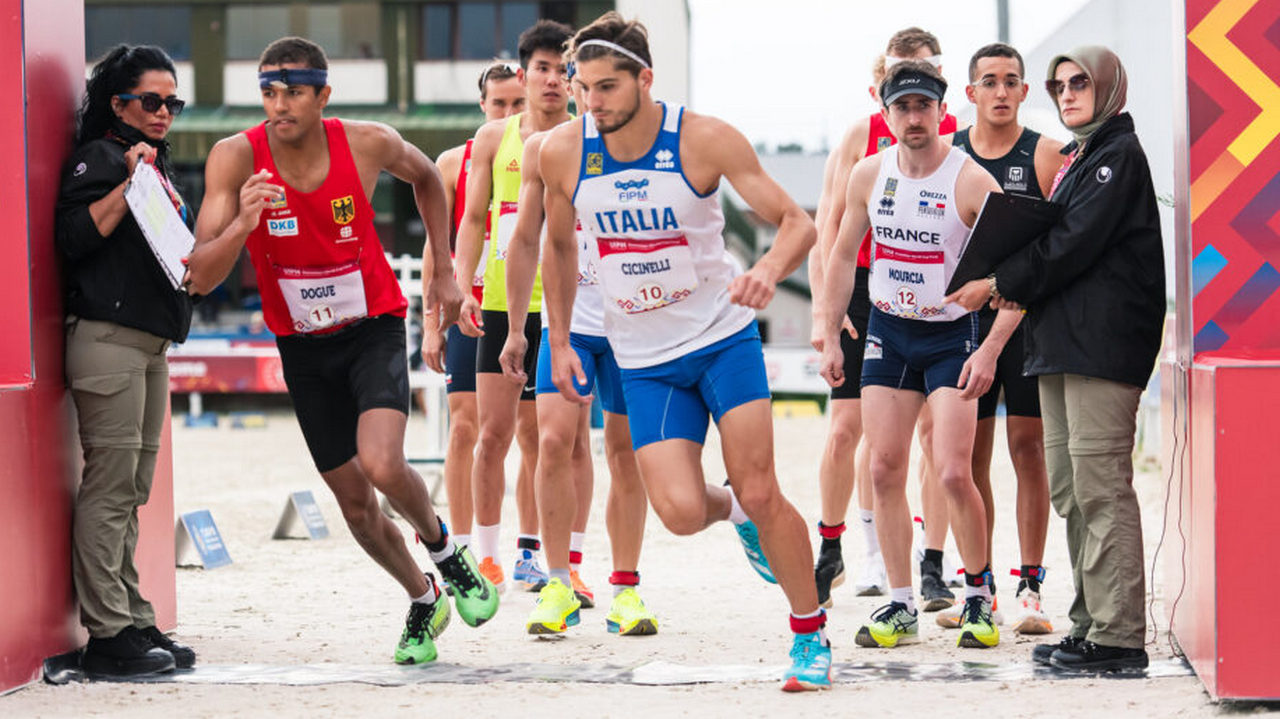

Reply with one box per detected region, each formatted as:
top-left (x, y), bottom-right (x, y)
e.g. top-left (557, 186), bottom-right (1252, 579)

top-left (507, 158), bottom-right (520, 172)
top-left (654, 149), bottom-right (675, 169)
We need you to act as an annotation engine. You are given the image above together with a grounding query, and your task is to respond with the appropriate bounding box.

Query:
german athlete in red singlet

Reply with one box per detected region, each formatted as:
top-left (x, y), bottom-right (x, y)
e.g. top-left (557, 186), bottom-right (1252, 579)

top-left (185, 36), bottom-right (496, 666)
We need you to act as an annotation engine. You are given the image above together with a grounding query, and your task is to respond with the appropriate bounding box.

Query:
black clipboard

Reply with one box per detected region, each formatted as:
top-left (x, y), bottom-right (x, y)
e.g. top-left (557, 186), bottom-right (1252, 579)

top-left (946, 192), bottom-right (1063, 294)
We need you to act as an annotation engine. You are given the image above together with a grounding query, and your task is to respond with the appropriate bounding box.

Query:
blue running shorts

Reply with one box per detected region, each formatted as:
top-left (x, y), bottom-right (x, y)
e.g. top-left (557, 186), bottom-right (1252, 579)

top-left (860, 308), bottom-right (979, 396)
top-left (619, 320), bottom-right (771, 450)
top-left (536, 328), bottom-right (627, 415)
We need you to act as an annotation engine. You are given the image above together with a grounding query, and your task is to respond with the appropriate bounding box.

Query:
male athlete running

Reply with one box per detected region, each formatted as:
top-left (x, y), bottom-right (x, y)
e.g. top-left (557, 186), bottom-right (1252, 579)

top-left (185, 36), bottom-right (496, 665)
top-left (540, 13), bottom-right (832, 691)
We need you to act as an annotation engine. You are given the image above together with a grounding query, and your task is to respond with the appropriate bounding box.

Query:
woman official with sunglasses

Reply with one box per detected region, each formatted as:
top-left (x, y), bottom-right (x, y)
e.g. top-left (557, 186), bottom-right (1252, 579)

top-left (947, 46), bottom-right (1164, 672)
top-left (56, 44), bottom-right (197, 678)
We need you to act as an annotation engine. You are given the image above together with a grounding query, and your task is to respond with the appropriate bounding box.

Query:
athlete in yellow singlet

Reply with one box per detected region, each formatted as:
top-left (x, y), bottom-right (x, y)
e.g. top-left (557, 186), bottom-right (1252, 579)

top-left (451, 20), bottom-right (576, 594)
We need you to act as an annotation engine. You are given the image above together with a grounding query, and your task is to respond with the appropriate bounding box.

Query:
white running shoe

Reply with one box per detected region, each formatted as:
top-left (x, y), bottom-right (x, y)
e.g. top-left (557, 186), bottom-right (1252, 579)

top-left (1011, 585), bottom-right (1053, 634)
top-left (854, 552), bottom-right (887, 596)
top-left (936, 593), bottom-right (1004, 628)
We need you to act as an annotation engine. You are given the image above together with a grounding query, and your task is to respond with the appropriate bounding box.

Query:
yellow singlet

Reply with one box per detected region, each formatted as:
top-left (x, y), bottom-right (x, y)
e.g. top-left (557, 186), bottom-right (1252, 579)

top-left (482, 113), bottom-right (543, 313)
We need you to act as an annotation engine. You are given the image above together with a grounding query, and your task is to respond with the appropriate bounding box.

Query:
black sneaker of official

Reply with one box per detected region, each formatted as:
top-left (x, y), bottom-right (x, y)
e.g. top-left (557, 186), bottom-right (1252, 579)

top-left (919, 559), bottom-right (955, 611)
top-left (1050, 640), bottom-right (1149, 672)
top-left (140, 625), bottom-right (196, 669)
top-left (81, 626), bottom-right (176, 678)
top-left (814, 544), bottom-right (845, 609)
top-left (1033, 634), bottom-right (1085, 665)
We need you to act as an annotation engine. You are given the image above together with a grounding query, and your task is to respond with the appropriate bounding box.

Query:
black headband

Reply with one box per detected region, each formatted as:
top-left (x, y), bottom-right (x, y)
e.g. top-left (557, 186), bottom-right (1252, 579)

top-left (258, 68), bottom-right (328, 89)
top-left (881, 70), bottom-right (947, 107)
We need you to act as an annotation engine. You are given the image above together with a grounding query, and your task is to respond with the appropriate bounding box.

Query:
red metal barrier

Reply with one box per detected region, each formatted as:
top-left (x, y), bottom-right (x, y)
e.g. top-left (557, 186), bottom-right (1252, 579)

top-left (0, 0), bottom-right (175, 693)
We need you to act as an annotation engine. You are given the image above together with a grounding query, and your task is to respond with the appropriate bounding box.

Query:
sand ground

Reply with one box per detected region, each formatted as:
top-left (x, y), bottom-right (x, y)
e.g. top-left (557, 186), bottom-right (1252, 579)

top-left (3, 406), bottom-right (1244, 718)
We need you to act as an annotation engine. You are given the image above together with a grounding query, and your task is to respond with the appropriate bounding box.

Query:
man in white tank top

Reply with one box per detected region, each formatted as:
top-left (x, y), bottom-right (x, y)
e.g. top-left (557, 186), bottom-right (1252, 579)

top-left (499, 81), bottom-right (656, 638)
top-left (538, 13), bottom-right (832, 692)
top-left (819, 60), bottom-right (1020, 652)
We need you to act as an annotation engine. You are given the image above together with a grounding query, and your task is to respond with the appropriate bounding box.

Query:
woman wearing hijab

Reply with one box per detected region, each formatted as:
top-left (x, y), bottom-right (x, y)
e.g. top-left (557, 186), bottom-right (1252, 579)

top-left (57, 44), bottom-right (197, 678)
top-left (947, 46), bottom-right (1164, 671)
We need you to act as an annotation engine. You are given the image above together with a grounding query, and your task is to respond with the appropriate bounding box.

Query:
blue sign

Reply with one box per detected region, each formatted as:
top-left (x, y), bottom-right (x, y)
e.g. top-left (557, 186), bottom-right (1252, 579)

top-left (273, 490), bottom-right (330, 540)
top-left (176, 510), bottom-right (232, 569)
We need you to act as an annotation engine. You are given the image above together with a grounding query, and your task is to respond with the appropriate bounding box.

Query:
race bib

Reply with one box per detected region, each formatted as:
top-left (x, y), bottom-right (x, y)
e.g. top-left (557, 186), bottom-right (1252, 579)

top-left (275, 259), bottom-right (368, 333)
top-left (869, 244), bottom-right (945, 319)
top-left (492, 201), bottom-right (519, 261)
top-left (597, 236), bottom-right (698, 314)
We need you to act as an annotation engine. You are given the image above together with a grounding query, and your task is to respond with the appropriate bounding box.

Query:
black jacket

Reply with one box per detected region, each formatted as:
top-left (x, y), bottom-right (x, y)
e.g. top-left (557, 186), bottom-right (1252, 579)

top-left (994, 113), bottom-right (1165, 389)
top-left (56, 121), bottom-right (193, 342)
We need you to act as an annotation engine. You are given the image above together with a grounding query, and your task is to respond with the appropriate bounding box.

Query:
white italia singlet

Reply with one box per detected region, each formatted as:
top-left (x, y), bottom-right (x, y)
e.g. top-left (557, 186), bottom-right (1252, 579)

top-left (572, 103), bottom-right (754, 369)
top-left (567, 219), bottom-right (605, 336)
top-left (866, 144), bottom-right (973, 322)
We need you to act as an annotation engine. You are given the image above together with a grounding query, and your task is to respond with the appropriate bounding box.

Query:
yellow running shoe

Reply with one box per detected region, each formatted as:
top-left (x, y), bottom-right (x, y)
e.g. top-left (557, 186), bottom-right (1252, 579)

top-left (478, 557), bottom-right (506, 595)
top-left (526, 578), bottom-right (581, 636)
top-left (957, 596), bottom-right (1000, 648)
top-left (606, 588), bottom-right (658, 636)
top-left (854, 602), bottom-right (919, 648)
top-left (570, 570), bottom-right (595, 608)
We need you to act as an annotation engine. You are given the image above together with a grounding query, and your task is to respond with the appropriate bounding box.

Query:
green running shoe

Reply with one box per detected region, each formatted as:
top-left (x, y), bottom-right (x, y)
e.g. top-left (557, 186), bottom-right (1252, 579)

top-left (854, 601), bottom-right (920, 648)
top-left (394, 576), bottom-right (451, 664)
top-left (606, 587), bottom-right (658, 636)
top-left (957, 595), bottom-right (1000, 648)
top-left (526, 578), bottom-right (581, 635)
top-left (436, 544), bottom-right (500, 627)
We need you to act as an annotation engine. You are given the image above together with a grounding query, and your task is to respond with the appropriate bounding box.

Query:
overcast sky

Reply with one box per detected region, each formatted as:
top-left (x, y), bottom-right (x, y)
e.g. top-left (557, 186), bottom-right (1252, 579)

top-left (686, 0), bottom-right (1091, 151)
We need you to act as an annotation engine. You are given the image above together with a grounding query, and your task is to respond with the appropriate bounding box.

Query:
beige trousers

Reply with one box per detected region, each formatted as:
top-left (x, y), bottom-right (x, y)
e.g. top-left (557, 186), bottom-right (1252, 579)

top-left (65, 316), bottom-right (170, 638)
top-left (1039, 373), bottom-right (1146, 649)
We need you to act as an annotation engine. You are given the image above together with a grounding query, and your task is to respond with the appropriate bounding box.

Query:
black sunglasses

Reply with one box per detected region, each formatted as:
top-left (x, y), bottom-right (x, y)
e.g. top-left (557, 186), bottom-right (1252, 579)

top-left (1045, 73), bottom-right (1090, 97)
top-left (117, 92), bottom-right (186, 116)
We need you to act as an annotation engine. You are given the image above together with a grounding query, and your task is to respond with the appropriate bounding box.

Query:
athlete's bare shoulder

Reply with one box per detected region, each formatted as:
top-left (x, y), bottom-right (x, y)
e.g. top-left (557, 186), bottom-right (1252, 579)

top-left (849, 149), bottom-right (885, 184)
top-left (1033, 133), bottom-right (1066, 161)
top-left (471, 117), bottom-right (509, 154)
top-left (839, 116), bottom-right (873, 164)
top-left (206, 133), bottom-right (254, 185)
top-left (540, 118), bottom-right (583, 177)
top-left (436, 144), bottom-right (465, 184)
top-left (677, 109), bottom-right (738, 148)
top-left (339, 119), bottom-right (410, 166)
top-left (437, 143), bottom-right (466, 168)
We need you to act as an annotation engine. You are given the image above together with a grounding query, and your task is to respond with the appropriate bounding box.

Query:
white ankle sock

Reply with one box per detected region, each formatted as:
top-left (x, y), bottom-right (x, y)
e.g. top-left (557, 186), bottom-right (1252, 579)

top-left (412, 577), bottom-right (441, 604)
top-left (891, 586), bottom-right (917, 614)
top-left (426, 534), bottom-right (456, 564)
top-left (453, 533), bottom-right (470, 550)
top-left (859, 508), bottom-right (879, 554)
top-left (570, 532), bottom-right (586, 571)
top-left (727, 487), bottom-right (749, 525)
top-left (475, 523), bottom-right (500, 563)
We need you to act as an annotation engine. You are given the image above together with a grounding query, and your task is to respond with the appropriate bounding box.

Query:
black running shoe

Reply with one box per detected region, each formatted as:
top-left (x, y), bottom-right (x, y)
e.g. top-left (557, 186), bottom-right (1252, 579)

top-left (1050, 640), bottom-right (1149, 672)
top-left (140, 626), bottom-right (196, 669)
top-left (1033, 634), bottom-right (1085, 665)
top-left (919, 559), bottom-right (955, 612)
top-left (814, 545), bottom-right (845, 609)
top-left (81, 626), bottom-right (175, 678)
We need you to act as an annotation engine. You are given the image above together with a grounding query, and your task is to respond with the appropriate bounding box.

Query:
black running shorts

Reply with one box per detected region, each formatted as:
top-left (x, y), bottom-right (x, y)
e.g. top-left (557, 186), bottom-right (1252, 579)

top-left (831, 267), bottom-right (872, 401)
top-left (976, 307), bottom-right (1041, 420)
top-left (475, 309), bottom-right (541, 401)
top-left (276, 314), bottom-right (410, 472)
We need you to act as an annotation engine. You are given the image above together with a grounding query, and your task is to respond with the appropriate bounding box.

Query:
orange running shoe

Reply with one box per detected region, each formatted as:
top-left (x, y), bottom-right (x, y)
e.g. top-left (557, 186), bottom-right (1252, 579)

top-left (478, 557), bottom-right (507, 594)
top-left (569, 570), bottom-right (595, 608)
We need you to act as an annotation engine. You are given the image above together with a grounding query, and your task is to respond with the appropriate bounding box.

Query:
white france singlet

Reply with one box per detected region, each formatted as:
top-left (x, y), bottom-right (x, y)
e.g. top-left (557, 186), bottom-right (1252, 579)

top-left (866, 144), bottom-right (973, 322)
top-left (572, 103), bottom-right (754, 369)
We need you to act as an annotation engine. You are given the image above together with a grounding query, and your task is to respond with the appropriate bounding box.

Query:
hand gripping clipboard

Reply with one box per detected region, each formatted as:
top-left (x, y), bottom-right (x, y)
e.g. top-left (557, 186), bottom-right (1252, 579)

top-left (946, 192), bottom-right (1063, 295)
top-left (123, 162), bottom-right (195, 290)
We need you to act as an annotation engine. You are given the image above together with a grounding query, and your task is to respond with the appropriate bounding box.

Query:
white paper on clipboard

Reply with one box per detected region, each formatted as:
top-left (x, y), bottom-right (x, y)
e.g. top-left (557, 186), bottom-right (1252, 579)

top-left (123, 162), bottom-right (194, 289)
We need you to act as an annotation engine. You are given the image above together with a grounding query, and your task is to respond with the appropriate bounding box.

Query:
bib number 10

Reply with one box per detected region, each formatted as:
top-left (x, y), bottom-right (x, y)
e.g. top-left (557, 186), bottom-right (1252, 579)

top-left (637, 282), bottom-right (664, 304)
